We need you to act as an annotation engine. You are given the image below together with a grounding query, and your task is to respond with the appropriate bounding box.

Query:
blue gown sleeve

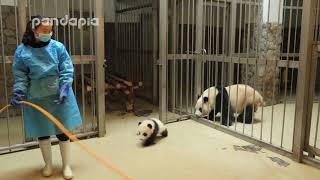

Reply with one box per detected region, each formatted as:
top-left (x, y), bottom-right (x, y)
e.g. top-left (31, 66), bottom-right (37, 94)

top-left (58, 45), bottom-right (74, 87)
top-left (12, 49), bottom-right (29, 94)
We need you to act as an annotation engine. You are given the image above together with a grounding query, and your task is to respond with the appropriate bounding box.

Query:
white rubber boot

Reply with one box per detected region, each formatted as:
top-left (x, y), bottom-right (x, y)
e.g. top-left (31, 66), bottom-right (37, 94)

top-left (38, 139), bottom-right (53, 177)
top-left (59, 140), bottom-right (73, 180)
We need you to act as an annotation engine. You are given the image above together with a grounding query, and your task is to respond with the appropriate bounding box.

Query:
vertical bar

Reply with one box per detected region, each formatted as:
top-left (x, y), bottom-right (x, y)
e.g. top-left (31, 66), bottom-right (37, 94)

top-left (33, 0), bottom-right (36, 16)
top-left (269, 0), bottom-right (282, 145)
top-left (313, 0), bottom-right (320, 149)
top-left (255, 1), bottom-right (261, 138)
top-left (208, 0), bottom-right (213, 98)
top-left (140, 13), bottom-right (142, 86)
top-left (129, 11), bottom-right (132, 81)
top-left (0, 0), bottom-right (11, 149)
top-left (68, 0), bottom-right (71, 52)
top-left (222, 0), bottom-right (227, 71)
top-left (18, 0), bottom-right (27, 40)
top-left (42, 0), bottom-right (45, 16)
top-left (223, 0), bottom-right (229, 126)
top-left (242, 0), bottom-right (251, 134)
top-left (227, 0), bottom-right (236, 129)
top-left (80, 0), bottom-right (86, 133)
top-left (140, 13), bottom-right (145, 93)
top-left (217, 1), bottom-right (228, 126)
top-left (71, 0), bottom-right (76, 97)
top-left (201, 0), bottom-right (206, 93)
top-left (199, 0), bottom-right (205, 118)
top-left (293, 0), bottom-right (317, 162)
top-left (63, 0), bottom-right (67, 46)
top-left (252, 0), bottom-right (258, 137)
top-left (235, 0), bottom-right (244, 131)
top-left (281, 0), bottom-right (294, 148)
top-left (139, 13), bottom-right (144, 88)
top-left (191, 0), bottom-right (195, 113)
top-left (55, 0), bottom-right (59, 41)
top-left (159, 0), bottom-right (168, 123)
top-left (203, 0), bottom-right (214, 120)
top-left (130, 10), bottom-right (133, 81)
top-left (126, 9), bottom-right (129, 79)
top-left (204, 1), bottom-right (208, 112)
top-left (28, 0), bottom-right (31, 20)
top-left (89, 0), bottom-right (95, 130)
top-left (186, 0), bottom-right (190, 113)
top-left (134, 12), bottom-right (136, 82)
top-left (206, 0), bottom-right (212, 122)
top-left (180, 0), bottom-right (184, 115)
top-left (170, 0), bottom-right (176, 112)
top-left (260, 0), bottom-right (270, 140)
top-left (303, 0), bottom-right (320, 155)
top-left (14, 0), bottom-right (18, 45)
top-left (314, 50), bottom-right (320, 148)
top-left (116, 2), bottom-right (119, 75)
top-left (195, 0), bottom-right (203, 100)
top-left (126, 11), bottom-right (129, 79)
top-left (95, 0), bottom-right (106, 137)
top-left (120, 4), bottom-right (124, 76)
top-left (290, 0), bottom-right (301, 98)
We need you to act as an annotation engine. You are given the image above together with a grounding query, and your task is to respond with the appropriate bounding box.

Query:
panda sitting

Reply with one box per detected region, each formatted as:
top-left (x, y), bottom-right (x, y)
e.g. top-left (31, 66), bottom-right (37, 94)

top-left (195, 84), bottom-right (264, 125)
top-left (137, 118), bottom-right (168, 146)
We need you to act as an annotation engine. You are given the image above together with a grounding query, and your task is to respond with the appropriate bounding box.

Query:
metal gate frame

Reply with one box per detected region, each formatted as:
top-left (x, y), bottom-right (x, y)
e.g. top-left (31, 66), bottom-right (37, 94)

top-left (301, 0), bottom-right (320, 167)
top-left (0, 0), bottom-right (105, 153)
top-left (158, 0), bottom-right (320, 168)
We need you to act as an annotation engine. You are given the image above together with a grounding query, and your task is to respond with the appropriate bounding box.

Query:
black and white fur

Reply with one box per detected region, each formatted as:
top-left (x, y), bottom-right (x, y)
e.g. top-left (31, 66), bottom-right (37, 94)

top-left (137, 118), bottom-right (168, 146)
top-left (212, 85), bottom-right (235, 126)
top-left (195, 84), bottom-right (264, 124)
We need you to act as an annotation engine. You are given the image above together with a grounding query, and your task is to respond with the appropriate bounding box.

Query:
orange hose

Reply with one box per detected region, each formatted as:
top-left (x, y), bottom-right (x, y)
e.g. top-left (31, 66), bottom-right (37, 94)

top-left (0, 101), bottom-right (133, 180)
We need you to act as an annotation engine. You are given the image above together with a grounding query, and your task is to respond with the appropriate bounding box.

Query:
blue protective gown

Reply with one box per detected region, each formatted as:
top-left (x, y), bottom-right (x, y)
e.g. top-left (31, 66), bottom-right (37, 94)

top-left (12, 40), bottom-right (82, 138)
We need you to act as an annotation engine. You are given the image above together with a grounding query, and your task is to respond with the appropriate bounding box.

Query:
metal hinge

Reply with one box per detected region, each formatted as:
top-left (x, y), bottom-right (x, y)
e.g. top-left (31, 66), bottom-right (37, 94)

top-left (186, 49), bottom-right (207, 55)
top-left (155, 59), bottom-right (162, 66)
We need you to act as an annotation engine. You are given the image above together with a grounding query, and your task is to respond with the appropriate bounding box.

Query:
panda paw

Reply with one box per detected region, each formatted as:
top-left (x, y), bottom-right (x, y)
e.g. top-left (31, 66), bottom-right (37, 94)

top-left (161, 129), bottom-right (168, 137)
top-left (221, 120), bottom-right (233, 127)
top-left (143, 141), bottom-right (155, 147)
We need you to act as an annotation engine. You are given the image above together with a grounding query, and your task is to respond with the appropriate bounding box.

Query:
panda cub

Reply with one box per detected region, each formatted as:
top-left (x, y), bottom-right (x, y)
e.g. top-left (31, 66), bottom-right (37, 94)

top-left (137, 118), bottom-right (168, 146)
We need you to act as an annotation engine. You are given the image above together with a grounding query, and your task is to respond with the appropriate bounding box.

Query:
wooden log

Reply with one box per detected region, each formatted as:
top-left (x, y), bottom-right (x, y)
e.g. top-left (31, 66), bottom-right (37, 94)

top-left (107, 74), bottom-right (133, 87)
top-left (105, 76), bottom-right (122, 89)
top-left (125, 87), bottom-right (134, 112)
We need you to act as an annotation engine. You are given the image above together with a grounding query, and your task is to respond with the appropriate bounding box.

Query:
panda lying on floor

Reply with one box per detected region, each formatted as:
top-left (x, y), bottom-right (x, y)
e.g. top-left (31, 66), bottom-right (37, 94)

top-left (194, 84), bottom-right (264, 126)
top-left (137, 118), bottom-right (168, 146)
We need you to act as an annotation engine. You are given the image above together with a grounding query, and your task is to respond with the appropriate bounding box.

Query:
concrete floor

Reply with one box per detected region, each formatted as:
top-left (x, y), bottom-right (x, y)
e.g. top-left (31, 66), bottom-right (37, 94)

top-left (1, 96), bottom-right (320, 179)
top-left (206, 103), bottom-right (320, 151)
top-left (1, 113), bottom-right (320, 179)
top-left (175, 102), bottom-right (320, 151)
top-left (4, 94), bottom-right (320, 151)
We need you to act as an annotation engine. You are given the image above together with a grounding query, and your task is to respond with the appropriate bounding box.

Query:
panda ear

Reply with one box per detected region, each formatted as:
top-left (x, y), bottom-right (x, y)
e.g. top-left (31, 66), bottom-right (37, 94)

top-left (197, 94), bottom-right (201, 99)
top-left (138, 122), bottom-right (142, 126)
top-left (147, 124), bottom-right (153, 129)
top-left (203, 97), bottom-right (209, 103)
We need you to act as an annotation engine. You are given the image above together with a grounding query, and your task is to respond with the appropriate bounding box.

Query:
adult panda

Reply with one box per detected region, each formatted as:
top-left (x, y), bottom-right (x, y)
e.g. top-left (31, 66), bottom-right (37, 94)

top-left (194, 84), bottom-right (264, 124)
top-left (194, 85), bottom-right (235, 126)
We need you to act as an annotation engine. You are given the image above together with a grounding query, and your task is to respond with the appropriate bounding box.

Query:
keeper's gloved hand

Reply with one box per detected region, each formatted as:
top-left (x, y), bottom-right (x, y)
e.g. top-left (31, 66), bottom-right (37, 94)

top-left (10, 90), bottom-right (25, 107)
top-left (54, 84), bottom-right (70, 105)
